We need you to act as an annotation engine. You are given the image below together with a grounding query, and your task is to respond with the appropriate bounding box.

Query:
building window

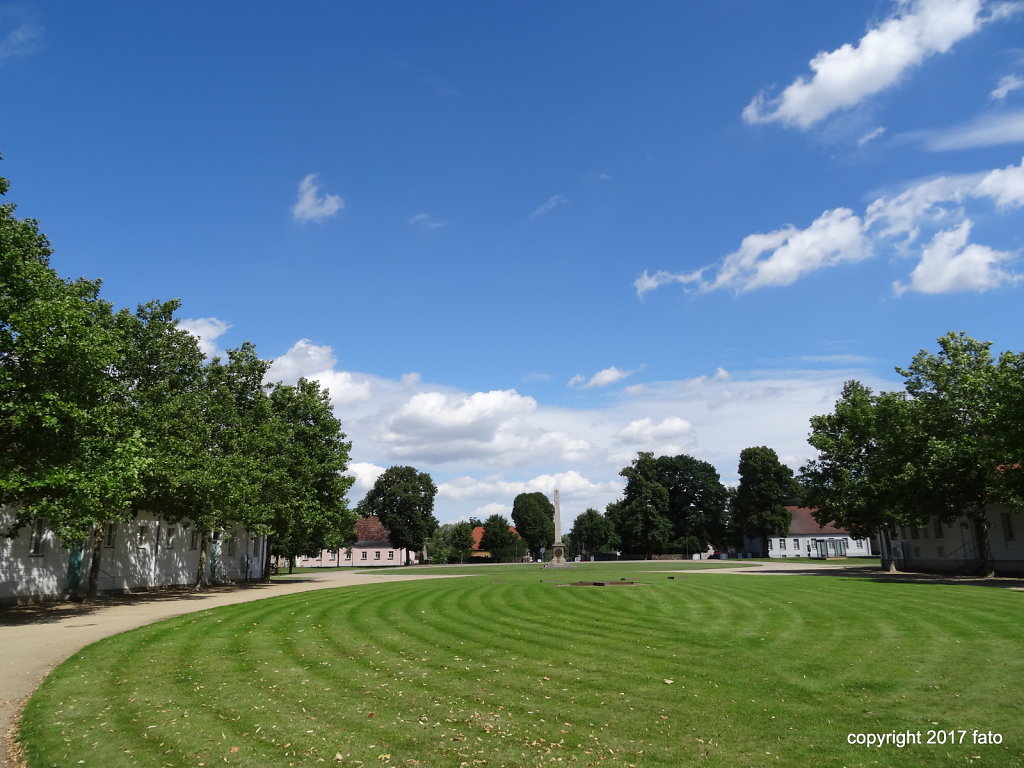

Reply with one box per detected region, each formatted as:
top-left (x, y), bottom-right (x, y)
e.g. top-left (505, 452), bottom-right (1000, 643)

top-left (138, 523), bottom-right (149, 545)
top-left (190, 528), bottom-right (200, 550)
top-left (779, 538), bottom-right (786, 551)
top-left (388, 551), bottom-right (394, 560)
top-left (29, 518), bottom-right (46, 556)
top-left (345, 551), bottom-right (351, 560)
top-left (166, 526), bottom-right (176, 548)
top-left (793, 538), bottom-right (799, 550)
top-left (227, 538), bottom-right (236, 556)
top-left (253, 538), bottom-right (260, 555)
top-left (103, 522), bottom-right (117, 548)
top-left (933, 518), bottom-right (944, 538)
top-left (910, 527), bottom-right (919, 539)
top-left (374, 551), bottom-right (381, 560)
top-left (361, 551), bottom-right (367, 560)
top-left (1002, 512), bottom-right (1016, 542)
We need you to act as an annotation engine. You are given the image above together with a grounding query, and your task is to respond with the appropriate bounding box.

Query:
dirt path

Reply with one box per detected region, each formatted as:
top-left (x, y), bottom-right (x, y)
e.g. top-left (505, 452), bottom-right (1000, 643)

top-left (0, 570), bottom-right (459, 767)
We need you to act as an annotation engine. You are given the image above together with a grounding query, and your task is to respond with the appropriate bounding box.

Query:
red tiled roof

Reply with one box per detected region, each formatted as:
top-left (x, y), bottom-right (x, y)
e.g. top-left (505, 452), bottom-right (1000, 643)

top-left (355, 516), bottom-right (392, 545)
top-left (785, 506), bottom-right (850, 536)
top-left (470, 524), bottom-right (519, 551)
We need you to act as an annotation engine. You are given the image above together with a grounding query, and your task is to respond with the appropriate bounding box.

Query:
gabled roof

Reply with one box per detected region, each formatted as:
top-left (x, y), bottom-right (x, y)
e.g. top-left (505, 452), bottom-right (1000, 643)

top-left (785, 506), bottom-right (850, 536)
top-left (355, 516), bottom-right (392, 546)
top-left (470, 524), bottom-right (519, 551)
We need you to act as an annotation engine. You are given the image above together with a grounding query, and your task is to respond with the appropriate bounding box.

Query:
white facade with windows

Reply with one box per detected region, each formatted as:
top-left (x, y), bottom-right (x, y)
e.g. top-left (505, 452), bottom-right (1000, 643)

top-left (890, 504), bottom-right (1023, 576)
top-left (0, 505), bottom-right (266, 605)
top-left (758, 507), bottom-right (873, 559)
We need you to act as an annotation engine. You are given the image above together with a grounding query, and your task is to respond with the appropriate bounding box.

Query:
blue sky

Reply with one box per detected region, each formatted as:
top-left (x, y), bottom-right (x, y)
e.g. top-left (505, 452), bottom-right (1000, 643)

top-left (3, 0), bottom-right (1023, 525)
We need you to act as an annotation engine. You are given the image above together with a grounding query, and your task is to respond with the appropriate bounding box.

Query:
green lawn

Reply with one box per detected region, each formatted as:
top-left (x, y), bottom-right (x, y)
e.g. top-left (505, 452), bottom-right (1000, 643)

top-left (18, 561), bottom-right (1023, 767)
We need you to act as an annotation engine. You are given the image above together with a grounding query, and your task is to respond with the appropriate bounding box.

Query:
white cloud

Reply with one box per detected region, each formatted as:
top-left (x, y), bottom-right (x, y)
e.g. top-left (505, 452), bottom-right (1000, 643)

top-left (699, 208), bottom-right (872, 293)
top-left (386, 390), bottom-right (536, 441)
top-left (568, 366), bottom-right (637, 389)
top-left (268, 339), bottom-right (371, 404)
top-left (0, 10), bottom-right (41, 61)
top-left (991, 73), bottom-right (1024, 99)
top-left (178, 317), bottom-right (231, 358)
top-left (530, 194), bottom-right (568, 217)
top-left (921, 109), bottom-right (1024, 150)
top-left (893, 219), bottom-right (1019, 294)
top-left (292, 173), bottom-right (344, 223)
top-left (634, 269), bottom-right (704, 298)
top-left (346, 461), bottom-right (387, 492)
top-left (743, 0), bottom-right (1002, 129)
top-left (614, 417), bottom-right (693, 445)
top-left (641, 158), bottom-right (1024, 299)
top-left (409, 213), bottom-right (448, 229)
top-left (858, 126), bottom-right (887, 145)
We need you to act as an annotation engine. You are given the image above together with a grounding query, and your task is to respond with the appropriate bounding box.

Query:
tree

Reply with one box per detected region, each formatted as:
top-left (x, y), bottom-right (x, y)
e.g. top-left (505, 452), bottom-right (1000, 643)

top-left (569, 508), bottom-right (617, 558)
top-left (892, 332), bottom-right (1011, 577)
top-left (610, 453), bottom-right (672, 557)
top-left (733, 446), bottom-right (797, 555)
top-left (654, 454), bottom-right (729, 553)
top-left (479, 513), bottom-right (520, 562)
top-left (265, 378), bottom-right (356, 575)
top-left (426, 521), bottom-right (475, 564)
top-left (511, 492), bottom-right (555, 560)
top-left (801, 381), bottom-right (912, 571)
top-left (358, 466), bottom-right (438, 564)
top-left (1, 167), bottom-right (148, 601)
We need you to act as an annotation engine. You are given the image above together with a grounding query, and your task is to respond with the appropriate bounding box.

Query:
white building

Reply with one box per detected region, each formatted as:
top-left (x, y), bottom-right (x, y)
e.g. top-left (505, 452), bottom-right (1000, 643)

top-left (292, 516), bottom-right (419, 568)
top-left (890, 504), bottom-right (1023, 576)
top-left (759, 506), bottom-right (873, 559)
top-left (1, 506), bottom-right (266, 606)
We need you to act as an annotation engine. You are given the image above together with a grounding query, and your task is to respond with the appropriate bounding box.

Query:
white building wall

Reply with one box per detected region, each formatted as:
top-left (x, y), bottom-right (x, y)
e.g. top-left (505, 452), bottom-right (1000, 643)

top-left (1, 505), bottom-right (266, 605)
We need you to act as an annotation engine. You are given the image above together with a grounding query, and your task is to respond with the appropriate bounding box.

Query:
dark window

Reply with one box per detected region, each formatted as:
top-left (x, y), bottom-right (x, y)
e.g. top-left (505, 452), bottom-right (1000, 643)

top-left (29, 518), bottom-right (46, 556)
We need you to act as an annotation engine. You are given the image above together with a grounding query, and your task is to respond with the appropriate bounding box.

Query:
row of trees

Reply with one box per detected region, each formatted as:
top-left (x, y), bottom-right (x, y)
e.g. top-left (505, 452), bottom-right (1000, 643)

top-left (1, 165), bottom-right (356, 599)
top-left (802, 332), bottom-right (1024, 576)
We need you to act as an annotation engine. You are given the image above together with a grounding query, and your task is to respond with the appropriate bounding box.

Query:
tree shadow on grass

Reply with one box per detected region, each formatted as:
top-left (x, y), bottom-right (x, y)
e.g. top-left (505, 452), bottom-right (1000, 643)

top-left (740, 565), bottom-right (1024, 591)
top-left (0, 582), bottom-right (278, 626)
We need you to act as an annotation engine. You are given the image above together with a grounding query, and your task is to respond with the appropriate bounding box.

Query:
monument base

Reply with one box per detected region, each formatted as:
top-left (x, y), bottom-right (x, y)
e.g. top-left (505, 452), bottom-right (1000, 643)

top-left (543, 542), bottom-right (576, 569)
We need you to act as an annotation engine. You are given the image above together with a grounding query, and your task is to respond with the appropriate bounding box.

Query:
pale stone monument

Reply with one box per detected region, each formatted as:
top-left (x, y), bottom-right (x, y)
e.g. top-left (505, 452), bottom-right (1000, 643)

top-left (544, 489), bottom-right (574, 568)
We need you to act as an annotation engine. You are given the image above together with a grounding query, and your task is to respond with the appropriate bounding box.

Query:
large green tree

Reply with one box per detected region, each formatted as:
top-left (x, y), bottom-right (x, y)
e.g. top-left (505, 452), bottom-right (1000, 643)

top-left (733, 446), bottom-right (797, 555)
top-left (801, 382), bottom-right (915, 571)
top-left (569, 508), bottom-right (618, 558)
top-left (655, 453), bottom-right (729, 553)
top-left (479, 513), bottom-right (521, 562)
top-left (1, 168), bottom-right (148, 601)
top-left (510, 491), bottom-right (555, 560)
top-left (358, 466), bottom-right (438, 564)
top-left (265, 378), bottom-right (356, 574)
top-left (609, 453), bottom-right (672, 557)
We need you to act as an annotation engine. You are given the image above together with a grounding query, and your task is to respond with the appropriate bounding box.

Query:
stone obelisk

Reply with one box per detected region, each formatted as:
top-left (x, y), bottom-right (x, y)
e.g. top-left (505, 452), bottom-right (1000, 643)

top-left (544, 489), bottom-right (573, 568)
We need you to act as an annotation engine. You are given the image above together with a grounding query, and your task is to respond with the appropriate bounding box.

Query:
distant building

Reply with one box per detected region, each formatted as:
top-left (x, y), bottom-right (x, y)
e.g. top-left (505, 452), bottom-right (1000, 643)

top-left (470, 524), bottom-right (526, 560)
top-left (746, 506), bottom-right (873, 559)
top-left (293, 516), bottom-right (419, 567)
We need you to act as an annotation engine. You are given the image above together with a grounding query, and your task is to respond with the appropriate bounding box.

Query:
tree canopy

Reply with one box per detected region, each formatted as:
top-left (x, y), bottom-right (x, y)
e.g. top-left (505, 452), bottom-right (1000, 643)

top-left (569, 508), bottom-right (617, 557)
top-left (479, 513), bottom-right (521, 562)
top-left (733, 446), bottom-right (797, 554)
top-left (358, 466), bottom-right (438, 564)
top-left (1, 163), bottom-right (356, 597)
top-left (803, 332), bottom-right (1024, 576)
top-left (510, 491), bottom-right (555, 560)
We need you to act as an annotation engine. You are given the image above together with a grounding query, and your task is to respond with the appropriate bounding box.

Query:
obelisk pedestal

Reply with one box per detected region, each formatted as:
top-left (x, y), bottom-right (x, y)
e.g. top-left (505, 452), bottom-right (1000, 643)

top-left (544, 489), bottom-right (574, 568)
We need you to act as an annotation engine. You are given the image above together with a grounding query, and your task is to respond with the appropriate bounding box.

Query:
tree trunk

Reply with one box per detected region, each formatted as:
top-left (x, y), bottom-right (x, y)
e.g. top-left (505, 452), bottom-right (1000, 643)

top-left (193, 530), bottom-right (209, 590)
top-left (262, 537), bottom-right (273, 582)
top-left (85, 525), bottom-right (104, 604)
top-left (972, 506), bottom-right (995, 578)
top-left (880, 528), bottom-right (897, 572)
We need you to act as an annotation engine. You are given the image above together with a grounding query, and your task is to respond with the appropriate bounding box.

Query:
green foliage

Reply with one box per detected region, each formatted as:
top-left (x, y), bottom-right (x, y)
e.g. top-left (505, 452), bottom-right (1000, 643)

top-left (510, 491), bottom-right (554, 559)
top-left (479, 513), bottom-right (521, 562)
top-left (803, 332), bottom-right (1024, 575)
top-left (358, 466), bottom-right (438, 563)
top-left (733, 446), bottom-right (797, 551)
top-left (568, 507), bottom-right (617, 556)
top-left (610, 451), bottom-right (728, 556)
top-left (426, 521), bottom-right (475, 564)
